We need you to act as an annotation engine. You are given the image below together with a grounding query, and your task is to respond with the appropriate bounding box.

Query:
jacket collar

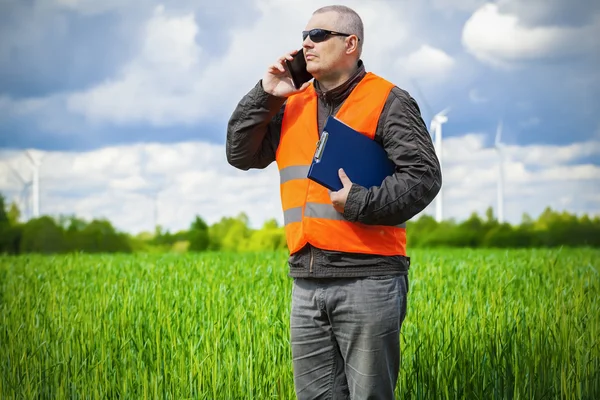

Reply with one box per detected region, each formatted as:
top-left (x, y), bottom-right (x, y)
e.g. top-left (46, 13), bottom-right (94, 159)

top-left (313, 60), bottom-right (366, 105)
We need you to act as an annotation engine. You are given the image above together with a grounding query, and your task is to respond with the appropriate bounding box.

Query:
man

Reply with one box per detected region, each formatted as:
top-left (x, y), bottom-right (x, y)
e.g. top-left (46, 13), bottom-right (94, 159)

top-left (226, 5), bottom-right (441, 399)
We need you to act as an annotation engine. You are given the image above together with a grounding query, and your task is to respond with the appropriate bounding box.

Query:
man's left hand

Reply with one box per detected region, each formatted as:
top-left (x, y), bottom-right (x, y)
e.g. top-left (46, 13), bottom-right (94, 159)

top-left (329, 168), bottom-right (352, 213)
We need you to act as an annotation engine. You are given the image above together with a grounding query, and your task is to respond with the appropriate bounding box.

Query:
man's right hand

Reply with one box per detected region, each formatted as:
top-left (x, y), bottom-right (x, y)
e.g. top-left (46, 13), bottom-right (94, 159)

top-left (262, 50), bottom-right (310, 98)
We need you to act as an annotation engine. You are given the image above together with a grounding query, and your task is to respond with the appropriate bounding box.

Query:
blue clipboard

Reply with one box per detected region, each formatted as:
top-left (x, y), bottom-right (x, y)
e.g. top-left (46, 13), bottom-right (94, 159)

top-left (307, 116), bottom-right (395, 192)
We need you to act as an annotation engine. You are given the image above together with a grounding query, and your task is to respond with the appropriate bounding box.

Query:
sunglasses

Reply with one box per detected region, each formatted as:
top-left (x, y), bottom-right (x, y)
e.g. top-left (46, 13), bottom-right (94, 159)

top-left (302, 28), bottom-right (359, 43)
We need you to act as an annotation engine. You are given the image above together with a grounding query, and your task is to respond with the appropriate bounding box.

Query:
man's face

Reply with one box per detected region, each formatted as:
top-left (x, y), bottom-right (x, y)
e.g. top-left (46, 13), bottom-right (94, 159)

top-left (302, 12), bottom-right (349, 79)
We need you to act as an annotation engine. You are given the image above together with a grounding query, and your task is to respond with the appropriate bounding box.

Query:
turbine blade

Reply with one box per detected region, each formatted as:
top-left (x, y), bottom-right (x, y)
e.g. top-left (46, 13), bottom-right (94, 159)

top-left (495, 120), bottom-right (503, 145)
top-left (438, 107), bottom-right (451, 117)
top-left (25, 149), bottom-right (43, 166)
top-left (6, 163), bottom-right (26, 185)
top-left (410, 78), bottom-right (434, 119)
top-left (25, 150), bottom-right (35, 164)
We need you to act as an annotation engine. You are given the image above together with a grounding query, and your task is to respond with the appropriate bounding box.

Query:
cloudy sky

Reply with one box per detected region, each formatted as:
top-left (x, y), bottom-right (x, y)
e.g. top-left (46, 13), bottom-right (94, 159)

top-left (0, 0), bottom-right (599, 234)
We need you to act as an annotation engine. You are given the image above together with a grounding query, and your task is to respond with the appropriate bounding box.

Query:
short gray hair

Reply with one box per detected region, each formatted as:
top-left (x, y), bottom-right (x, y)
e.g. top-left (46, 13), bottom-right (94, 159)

top-left (313, 5), bottom-right (363, 55)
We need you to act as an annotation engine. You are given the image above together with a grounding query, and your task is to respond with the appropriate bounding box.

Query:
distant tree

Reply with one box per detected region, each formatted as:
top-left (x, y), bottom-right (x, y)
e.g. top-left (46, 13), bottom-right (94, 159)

top-left (482, 224), bottom-right (531, 248)
top-left (51, 216), bottom-right (131, 253)
top-left (521, 212), bottom-right (534, 227)
top-left (485, 206), bottom-right (496, 223)
top-left (262, 218), bottom-right (279, 230)
top-left (20, 216), bottom-right (65, 254)
top-left (208, 213), bottom-right (252, 251)
top-left (54, 214), bottom-right (88, 233)
top-left (419, 221), bottom-right (476, 248)
top-left (67, 216), bottom-right (89, 232)
top-left (7, 202), bottom-right (20, 226)
top-left (78, 219), bottom-right (132, 253)
top-left (0, 194), bottom-right (21, 254)
top-left (406, 214), bottom-right (438, 247)
top-left (188, 215), bottom-right (210, 252)
top-left (0, 194), bottom-right (8, 225)
top-left (221, 219), bottom-right (251, 251)
top-left (3, 188), bottom-right (598, 253)
top-left (456, 212), bottom-right (486, 247)
top-left (462, 212), bottom-right (484, 231)
top-left (246, 218), bottom-right (287, 251)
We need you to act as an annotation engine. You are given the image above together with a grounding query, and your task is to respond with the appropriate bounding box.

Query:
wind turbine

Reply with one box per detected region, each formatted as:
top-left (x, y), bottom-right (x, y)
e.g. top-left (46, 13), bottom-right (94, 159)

top-left (429, 108), bottom-right (449, 223)
top-left (7, 163), bottom-right (32, 221)
top-left (137, 184), bottom-right (164, 233)
top-left (409, 78), bottom-right (452, 223)
top-left (494, 120), bottom-right (505, 224)
top-left (25, 150), bottom-right (43, 218)
top-left (150, 187), bottom-right (161, 232)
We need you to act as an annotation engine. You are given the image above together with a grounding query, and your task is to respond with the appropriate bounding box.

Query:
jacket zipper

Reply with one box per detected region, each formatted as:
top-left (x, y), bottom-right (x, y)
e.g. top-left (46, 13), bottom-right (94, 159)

top-left (308, 96), bottom-right (331, 276)
top-left (312, 100), bottom-right (333, 275)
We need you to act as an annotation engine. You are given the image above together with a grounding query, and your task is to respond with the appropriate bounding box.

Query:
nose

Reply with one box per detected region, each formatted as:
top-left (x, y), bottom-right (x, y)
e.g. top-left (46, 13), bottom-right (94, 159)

top-left (302, 35), bottom-right (314, 49)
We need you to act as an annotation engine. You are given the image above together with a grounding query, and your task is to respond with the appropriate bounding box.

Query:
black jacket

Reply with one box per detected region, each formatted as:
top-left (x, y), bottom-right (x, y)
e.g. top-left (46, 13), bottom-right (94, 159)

top-left (226, 61), bottom-right (442, 278)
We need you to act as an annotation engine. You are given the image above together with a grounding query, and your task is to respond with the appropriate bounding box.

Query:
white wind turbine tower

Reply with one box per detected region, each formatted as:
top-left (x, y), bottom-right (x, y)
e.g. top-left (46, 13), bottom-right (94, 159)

top-left (494, 120), bottom-right (505, 224)
top-left (7, 163), bottom-right (32, 221)
top-left (409, 78), bottom-right (452, 223)
top-left (138, 184), bottom-right (165, 233)
top-left (429, 109), bottom-right (449, 223)
top-left (25, 150), bottom-right (43, 218)
top-left (150, 187), bottom-right (162, 231)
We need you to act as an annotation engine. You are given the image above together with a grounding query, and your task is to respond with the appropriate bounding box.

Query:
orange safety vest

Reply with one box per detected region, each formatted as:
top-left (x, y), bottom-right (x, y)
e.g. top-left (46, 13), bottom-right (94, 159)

top-left (276, 72), bottom-right (407, 256)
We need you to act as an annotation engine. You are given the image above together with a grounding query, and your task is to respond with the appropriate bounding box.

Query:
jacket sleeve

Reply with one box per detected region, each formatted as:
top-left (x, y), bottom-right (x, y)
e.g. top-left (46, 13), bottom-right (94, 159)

top-left (342, 87), bottom-right (442, 225)
top-left (226, 80), bottom-right (287, 170)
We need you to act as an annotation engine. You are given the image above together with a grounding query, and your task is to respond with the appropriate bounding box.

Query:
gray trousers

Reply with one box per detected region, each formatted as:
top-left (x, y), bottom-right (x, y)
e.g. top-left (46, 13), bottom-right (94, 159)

top-left (290, 275), bottom-right (408, 400)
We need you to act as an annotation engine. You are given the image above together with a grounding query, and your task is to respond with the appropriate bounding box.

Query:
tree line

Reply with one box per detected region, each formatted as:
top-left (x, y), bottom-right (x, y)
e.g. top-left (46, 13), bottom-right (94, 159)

top-left (0, 193), bottom-right (598, 255)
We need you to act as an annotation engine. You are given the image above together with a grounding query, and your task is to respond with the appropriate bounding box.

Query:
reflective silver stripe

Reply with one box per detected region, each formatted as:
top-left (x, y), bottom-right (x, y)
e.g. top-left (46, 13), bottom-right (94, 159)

top-left (304, 202), bottom-right (344, 221)
top-left (284, 202), bottom-right (407, 228)
top-left (279, 165), bottom-right (310, 185)
top-left (305, 202), bottom-right (407, 228)
top-left (283, 207), bottom-right (303, 225)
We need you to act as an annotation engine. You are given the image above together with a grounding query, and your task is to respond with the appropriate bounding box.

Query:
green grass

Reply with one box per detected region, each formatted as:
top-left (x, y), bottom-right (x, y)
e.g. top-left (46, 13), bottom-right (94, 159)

top-left (1, 248), bottom-right (599, 399)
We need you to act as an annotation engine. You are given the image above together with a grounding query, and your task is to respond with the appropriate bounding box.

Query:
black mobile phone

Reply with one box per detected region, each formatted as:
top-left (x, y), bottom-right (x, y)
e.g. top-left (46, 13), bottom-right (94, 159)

top-left (285, 49), bottom-right (313, 89)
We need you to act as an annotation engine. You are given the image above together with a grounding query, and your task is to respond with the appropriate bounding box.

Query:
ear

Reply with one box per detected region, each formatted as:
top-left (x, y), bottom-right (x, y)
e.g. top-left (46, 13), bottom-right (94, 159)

top-left (345, 35), bottom-right (359, 55)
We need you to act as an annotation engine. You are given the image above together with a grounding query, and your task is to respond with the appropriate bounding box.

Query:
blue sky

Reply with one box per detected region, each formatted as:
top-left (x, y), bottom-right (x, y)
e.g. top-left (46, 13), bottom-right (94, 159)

top-left (0, 0), bottom-right (599, 233)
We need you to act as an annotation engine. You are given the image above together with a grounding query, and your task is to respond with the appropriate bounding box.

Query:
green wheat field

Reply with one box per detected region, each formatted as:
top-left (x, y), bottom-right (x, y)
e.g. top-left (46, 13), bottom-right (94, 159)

top-left (1, 248), bottom-right (599, 399)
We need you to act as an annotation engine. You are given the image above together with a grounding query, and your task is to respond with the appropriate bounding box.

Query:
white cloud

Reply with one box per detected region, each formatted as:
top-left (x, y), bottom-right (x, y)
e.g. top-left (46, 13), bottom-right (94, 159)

top-left (0, 141), bottom-right (281, 233)
top-left (1, 134), bottom-right (599, 234)
top-left (496, 0), bottom-right (600, 27)
top-left (442, 133), bottom-right (600, 170)
top-left (468, 88), bottom-right (488, 103)
top-left (462, 3), bottom-right (600, 67)
top-left (47, 0), bottom-right (157, 16)
top-left (508, 140), bottom-right (600, 167)
top-left (0, 0), bottom-right (461, 133)
top-left (432, 0), bottom-right (487, 13)
top-left (66, 5), bottom-right (205, 126)
top-left (24, 0), bottom-right (420, 128)
top-left (429, 133), bottom-right (600, 222)
top-left (396, 45), bottom-right (455, 82)
top-left (0, 94), bottom-right (56, 116)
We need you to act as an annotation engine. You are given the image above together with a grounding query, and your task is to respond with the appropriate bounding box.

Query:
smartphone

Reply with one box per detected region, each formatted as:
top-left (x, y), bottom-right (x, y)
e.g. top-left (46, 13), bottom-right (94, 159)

top-left (285, 49), bottom-right (313, 89)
